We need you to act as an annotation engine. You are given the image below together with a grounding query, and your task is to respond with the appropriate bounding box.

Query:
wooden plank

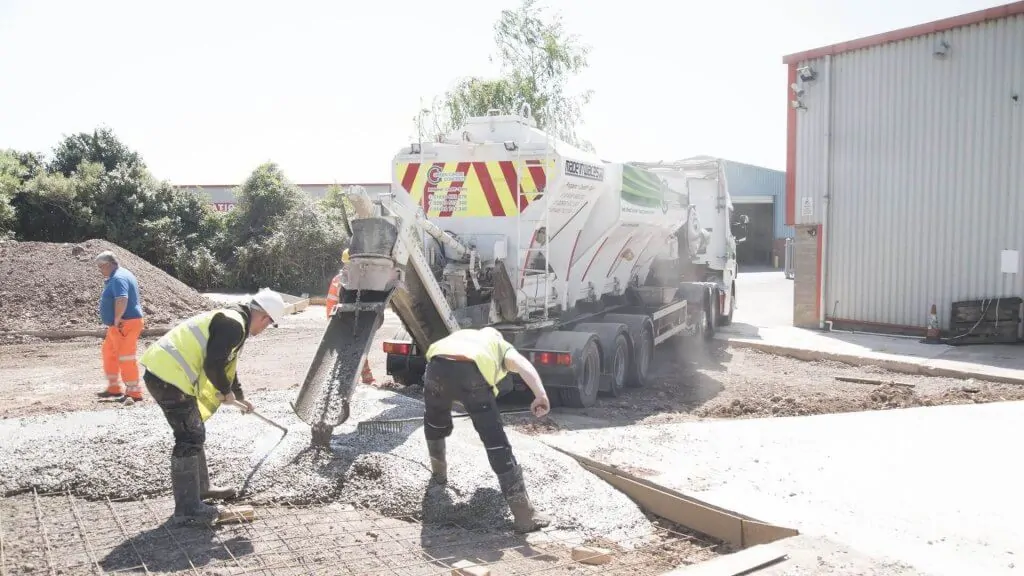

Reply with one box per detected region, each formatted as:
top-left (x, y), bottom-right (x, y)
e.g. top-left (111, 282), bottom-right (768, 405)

top-left (549, 446), bottom-right (799, 548)
top-left (835, 376), bottom-right (915, 388)
top-left (580, 463), bottom-right (743, 546)
top-left (213, 505), bottom-right (256, 525)
top-left (660, 544), bottom-right (787, 576)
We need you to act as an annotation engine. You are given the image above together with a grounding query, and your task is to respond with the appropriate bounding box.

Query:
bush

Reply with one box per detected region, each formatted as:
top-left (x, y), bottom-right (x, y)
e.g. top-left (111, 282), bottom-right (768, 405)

top-left (4, 131), bottom-right (350, 295)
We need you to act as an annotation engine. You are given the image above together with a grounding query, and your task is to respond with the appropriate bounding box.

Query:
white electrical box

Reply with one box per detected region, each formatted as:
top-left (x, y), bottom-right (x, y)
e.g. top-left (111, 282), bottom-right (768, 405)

top-left (1000, 250), bottom-right (1019, 274)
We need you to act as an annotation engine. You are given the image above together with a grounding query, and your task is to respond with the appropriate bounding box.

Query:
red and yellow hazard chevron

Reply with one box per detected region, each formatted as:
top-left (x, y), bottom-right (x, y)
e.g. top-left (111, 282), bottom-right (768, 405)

top-left (394, 159), bottom-right (551, 217)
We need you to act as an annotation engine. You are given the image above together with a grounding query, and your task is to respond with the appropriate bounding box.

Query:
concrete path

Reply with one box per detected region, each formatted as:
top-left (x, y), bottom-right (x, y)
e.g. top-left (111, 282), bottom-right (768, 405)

top-left (540, 402), bottom-right (1024, 576)
top-left (722, 271), bottom-right (1024, 383)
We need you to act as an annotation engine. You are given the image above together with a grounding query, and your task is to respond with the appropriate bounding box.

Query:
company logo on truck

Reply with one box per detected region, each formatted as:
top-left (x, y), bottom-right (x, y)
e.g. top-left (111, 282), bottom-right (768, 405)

top-left (426, 165), bottom-right (468, 186)
top-left (564, 160), bottom-right (604, 182)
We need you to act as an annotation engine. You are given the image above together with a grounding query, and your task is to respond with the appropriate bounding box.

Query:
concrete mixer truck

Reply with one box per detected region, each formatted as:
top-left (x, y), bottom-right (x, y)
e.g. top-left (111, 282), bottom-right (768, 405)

top-left (292, 105), bottom-right (746, 445)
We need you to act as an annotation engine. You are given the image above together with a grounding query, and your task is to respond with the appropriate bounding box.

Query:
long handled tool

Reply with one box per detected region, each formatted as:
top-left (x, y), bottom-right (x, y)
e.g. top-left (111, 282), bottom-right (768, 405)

top-left (230, 401), bottom-right (289, 436)
top-left (356, 408), bottom-right (534, 435)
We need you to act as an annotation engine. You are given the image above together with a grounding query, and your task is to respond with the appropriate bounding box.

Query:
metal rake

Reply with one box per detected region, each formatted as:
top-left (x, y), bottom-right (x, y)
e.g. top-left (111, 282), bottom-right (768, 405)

top-left (356, 408), bottom-right (533, 435)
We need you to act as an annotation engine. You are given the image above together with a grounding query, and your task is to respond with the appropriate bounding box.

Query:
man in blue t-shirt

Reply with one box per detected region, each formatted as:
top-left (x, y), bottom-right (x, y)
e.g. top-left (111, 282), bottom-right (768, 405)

top-left (95, 250), bottom-right (146, 401)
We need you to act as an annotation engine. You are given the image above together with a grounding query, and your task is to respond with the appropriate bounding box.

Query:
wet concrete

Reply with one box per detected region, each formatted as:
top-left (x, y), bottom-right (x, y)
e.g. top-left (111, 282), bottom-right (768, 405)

top-left (0, 386), bottom-right (653, 546)
top-left (539, 401), bottom-right (1024, 576)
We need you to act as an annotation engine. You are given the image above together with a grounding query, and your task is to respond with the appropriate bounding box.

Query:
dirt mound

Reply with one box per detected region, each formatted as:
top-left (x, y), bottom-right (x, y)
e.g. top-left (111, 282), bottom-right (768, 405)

top-left (0, 239), bottom-right (213, 333)
top-left (697, 382), bottom-right (1024, 419)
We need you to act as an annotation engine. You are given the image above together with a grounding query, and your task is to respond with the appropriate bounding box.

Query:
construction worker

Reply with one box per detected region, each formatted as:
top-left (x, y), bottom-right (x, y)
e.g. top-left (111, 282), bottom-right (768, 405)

top-left (95, 250), bottom-right (145, 401)
top-left (423, 327), bottom-right (553, 533)
top-left (327, 248), bottom-right (375, 384)
top-left (139, 288), bottom-right (286, 525)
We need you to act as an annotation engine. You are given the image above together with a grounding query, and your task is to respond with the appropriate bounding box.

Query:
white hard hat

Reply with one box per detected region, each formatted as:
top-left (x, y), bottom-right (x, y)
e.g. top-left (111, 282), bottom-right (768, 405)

top-left (250, 288), bottom-right (286, 325)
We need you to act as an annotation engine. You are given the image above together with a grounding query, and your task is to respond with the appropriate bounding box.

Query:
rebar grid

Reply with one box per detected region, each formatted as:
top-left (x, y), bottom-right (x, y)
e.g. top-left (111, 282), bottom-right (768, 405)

top-left (1, 490), bottom-right (723, 576)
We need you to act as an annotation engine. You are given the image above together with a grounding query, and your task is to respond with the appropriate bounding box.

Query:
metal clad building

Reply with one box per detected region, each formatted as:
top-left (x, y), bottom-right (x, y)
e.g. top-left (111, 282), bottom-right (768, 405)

top-left (784, 2), bottom-right (1024, 333)
top-left (720, 159), bottom-right (791, 267)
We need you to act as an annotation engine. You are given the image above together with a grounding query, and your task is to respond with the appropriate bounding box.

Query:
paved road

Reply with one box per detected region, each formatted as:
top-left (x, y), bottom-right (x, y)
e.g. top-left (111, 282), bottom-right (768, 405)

top-left (733, 267), bottom-right (793, 329)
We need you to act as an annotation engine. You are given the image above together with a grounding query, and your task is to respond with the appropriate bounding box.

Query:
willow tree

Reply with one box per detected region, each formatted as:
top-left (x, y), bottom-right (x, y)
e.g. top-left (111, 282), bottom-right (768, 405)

top-left (416, 0), bottom-right (594, 150)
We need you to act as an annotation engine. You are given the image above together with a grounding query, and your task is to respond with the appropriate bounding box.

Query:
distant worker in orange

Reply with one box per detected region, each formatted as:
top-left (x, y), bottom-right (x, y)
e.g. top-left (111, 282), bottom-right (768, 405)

top-left (326, 248), bottom-right (375, 385)
top-left (95, 250), bottom-right (145, 401)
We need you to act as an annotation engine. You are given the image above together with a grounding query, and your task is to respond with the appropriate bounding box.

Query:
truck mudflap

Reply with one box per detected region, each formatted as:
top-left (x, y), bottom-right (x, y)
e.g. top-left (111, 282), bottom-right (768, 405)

top-left (292, 296), bottom-right (390, 446)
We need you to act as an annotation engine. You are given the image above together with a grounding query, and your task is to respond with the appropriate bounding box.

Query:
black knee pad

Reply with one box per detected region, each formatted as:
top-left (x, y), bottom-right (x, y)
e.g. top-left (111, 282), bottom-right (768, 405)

top-left (424, 421), bottom-right (453, 441)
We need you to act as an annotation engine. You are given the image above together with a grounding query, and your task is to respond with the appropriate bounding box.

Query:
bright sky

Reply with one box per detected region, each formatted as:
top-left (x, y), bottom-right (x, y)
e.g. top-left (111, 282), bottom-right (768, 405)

top-left (0, 0), bottom-right (1009, 185)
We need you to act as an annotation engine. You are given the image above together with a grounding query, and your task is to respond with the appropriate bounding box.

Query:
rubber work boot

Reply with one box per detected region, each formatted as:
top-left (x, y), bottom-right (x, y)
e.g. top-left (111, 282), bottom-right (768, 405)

top-left (198, 449), bottom-right (237, 500)
top-left (171, 455), bottom-right (221, 525)
top-left (426, 439), bottom-right (447, 485)
top-left (97, 382), bottom-right (123, 398)
top-left (497, 465), bottom-right (552, 533)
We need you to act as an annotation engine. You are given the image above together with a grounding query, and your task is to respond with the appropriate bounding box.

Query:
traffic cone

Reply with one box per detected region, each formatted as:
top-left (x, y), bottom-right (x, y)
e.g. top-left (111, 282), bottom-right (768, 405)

top-left (925, 304), bottom-right (941, 343)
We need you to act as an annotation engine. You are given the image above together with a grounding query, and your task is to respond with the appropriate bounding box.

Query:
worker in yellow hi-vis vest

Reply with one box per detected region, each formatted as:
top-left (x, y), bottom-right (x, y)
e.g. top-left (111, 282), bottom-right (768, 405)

top-left (139, 288), bottom-right (286, 525)
top-left (422, 327), bottom-right (552, 533)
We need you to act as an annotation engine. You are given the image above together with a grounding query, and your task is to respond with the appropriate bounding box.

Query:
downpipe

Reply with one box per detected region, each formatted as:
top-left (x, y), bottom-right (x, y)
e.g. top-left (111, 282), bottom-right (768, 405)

top-left (819, 54), bottom-right (834, 332)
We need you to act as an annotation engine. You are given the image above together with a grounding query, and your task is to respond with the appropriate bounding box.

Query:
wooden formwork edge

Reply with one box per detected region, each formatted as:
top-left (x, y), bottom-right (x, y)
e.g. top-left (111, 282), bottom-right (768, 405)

top-left (546, 446), bottom-right (798, 574)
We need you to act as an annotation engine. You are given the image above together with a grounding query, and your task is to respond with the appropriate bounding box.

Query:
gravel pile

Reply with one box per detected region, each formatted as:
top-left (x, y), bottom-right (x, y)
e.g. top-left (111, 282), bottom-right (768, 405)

top-left (0, 239), bottom-right (212, 333)
top-left (0, 387), bottom-right (653, 545)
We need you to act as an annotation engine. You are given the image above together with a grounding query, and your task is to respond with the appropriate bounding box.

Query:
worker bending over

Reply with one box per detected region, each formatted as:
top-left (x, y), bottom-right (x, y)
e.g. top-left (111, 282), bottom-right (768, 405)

top-left (140, 288), bottom-right (285, 524)
top-left (326, 248), bottom-right (375, 385)
top-left (95, 250), bottom-right (146, 401)
top-left (423, 327), bottom-right (552, 533)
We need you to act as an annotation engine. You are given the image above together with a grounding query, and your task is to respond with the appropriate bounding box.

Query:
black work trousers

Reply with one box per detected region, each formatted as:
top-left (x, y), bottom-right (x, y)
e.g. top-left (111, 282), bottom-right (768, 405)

top-left (423, 357), bottom-right (516, 475)
top-left (144, 371), bottom-right (205, 458)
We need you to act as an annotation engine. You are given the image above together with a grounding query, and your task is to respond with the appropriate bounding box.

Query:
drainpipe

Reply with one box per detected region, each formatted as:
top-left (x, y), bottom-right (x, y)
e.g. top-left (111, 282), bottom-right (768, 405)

top-left (819, 54), bottom-right (834, 331)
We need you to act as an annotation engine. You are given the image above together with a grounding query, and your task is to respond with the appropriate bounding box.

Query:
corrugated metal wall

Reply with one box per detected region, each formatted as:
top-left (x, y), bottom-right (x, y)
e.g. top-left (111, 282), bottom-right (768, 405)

top-left (721, 159), bottom-right (793, 240)
top-left (795, 14), bottom-right (1024, 329)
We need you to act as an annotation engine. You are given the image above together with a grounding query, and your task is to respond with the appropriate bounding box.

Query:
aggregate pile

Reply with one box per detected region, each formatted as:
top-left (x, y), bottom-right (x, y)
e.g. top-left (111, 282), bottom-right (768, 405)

top-left (0, 239), bottom-right (212, 333)
top-left (0, 387), bottom-right (654, 545)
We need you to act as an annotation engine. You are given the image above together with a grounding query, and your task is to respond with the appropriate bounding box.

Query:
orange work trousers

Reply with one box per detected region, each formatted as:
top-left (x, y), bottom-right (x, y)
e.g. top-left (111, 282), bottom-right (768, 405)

top-left (102, 318), bottom-right (145, 398)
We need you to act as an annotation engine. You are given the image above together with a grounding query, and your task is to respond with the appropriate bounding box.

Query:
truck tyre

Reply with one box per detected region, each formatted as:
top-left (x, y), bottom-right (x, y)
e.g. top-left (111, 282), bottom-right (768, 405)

top-left (560, 337), bottom-right (601, 408)
top-left (388, 327), bottom-right (422, 387)
top-left (531, 331), bottom-right (602, 408)
top-left (703, 289), bottom-right (716, 341)
top-left (602, 314), bottom-right (655, 388)
top-left (574, 322), bottom-right (630, 397)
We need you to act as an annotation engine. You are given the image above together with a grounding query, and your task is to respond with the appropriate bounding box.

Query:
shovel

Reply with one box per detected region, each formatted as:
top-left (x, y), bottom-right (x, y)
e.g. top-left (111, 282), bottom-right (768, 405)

top-left (229, 400), bottom-right (289, 436)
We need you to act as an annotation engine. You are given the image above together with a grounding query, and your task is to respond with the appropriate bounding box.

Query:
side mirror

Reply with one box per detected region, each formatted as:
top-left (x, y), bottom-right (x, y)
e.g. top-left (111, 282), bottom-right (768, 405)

top-left (731, 215), bottom-right (749, 243)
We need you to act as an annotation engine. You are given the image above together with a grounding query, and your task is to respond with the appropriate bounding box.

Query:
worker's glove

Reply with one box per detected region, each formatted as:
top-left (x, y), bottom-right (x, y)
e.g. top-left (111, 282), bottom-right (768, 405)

top-left (216, 392), bottom-right (236, 406)
top-left (530, 394), bottom-right (551, 418)
top-left (236, 399), bottom-right (255, 414)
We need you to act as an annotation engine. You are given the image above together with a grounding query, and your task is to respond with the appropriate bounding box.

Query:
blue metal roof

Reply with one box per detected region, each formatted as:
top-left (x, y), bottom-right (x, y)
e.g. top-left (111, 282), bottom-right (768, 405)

top-left (720, 159), bottom-right (793, 239)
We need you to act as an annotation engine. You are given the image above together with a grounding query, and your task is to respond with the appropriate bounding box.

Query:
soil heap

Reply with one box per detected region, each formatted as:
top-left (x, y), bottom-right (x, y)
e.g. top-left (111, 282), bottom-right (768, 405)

top-left (0, 239), bottom-right (213, 333)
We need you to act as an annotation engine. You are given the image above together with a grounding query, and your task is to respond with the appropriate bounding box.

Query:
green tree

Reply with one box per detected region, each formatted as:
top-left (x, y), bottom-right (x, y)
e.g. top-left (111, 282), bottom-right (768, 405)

top-left (222, 162), bottom-right (303, 252)
top-left (220, 164), bottom-right (348, 294)
top-left (49, 127), bottom-right (144, 177)
top-left (418, 0), bottom-right (593, 149)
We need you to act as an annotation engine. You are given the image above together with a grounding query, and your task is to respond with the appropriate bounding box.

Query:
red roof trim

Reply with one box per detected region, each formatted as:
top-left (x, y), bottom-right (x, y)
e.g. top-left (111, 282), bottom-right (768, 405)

top-left (783, 1), bottom-right (1024, 64)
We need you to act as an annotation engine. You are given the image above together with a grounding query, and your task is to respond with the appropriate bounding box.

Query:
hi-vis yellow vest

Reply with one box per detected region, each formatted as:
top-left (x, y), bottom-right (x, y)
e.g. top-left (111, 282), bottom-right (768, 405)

top-left (140, 309), bottom-right (247, 421)
top-left (425, 328), bottom-right (514, 395)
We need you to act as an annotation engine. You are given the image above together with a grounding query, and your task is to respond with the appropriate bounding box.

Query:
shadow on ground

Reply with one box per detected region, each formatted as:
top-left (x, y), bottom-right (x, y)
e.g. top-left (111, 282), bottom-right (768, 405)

top-left (101, 520), bottom-right (254, 573)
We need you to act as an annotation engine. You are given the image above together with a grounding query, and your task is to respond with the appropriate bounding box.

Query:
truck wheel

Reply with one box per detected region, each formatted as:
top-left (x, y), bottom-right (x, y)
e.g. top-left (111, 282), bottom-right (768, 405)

top-left (559, 337), bottom-right (601, 408)
top-left (602, 313), bottom-right (655, 388)
top-left (574, 322), bottom-right (630, 397)
top-left (703, 292), bottom-right (716, 341)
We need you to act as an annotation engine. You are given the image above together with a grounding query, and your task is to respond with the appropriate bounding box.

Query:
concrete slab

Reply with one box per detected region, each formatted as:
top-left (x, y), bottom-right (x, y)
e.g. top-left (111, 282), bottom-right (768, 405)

top-left (716, 325), bottom-right (1024, 384)
top-left (540, 402), bottom-right (1024, 576)
top-left (723, 268), bottom-right (1024, 384)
